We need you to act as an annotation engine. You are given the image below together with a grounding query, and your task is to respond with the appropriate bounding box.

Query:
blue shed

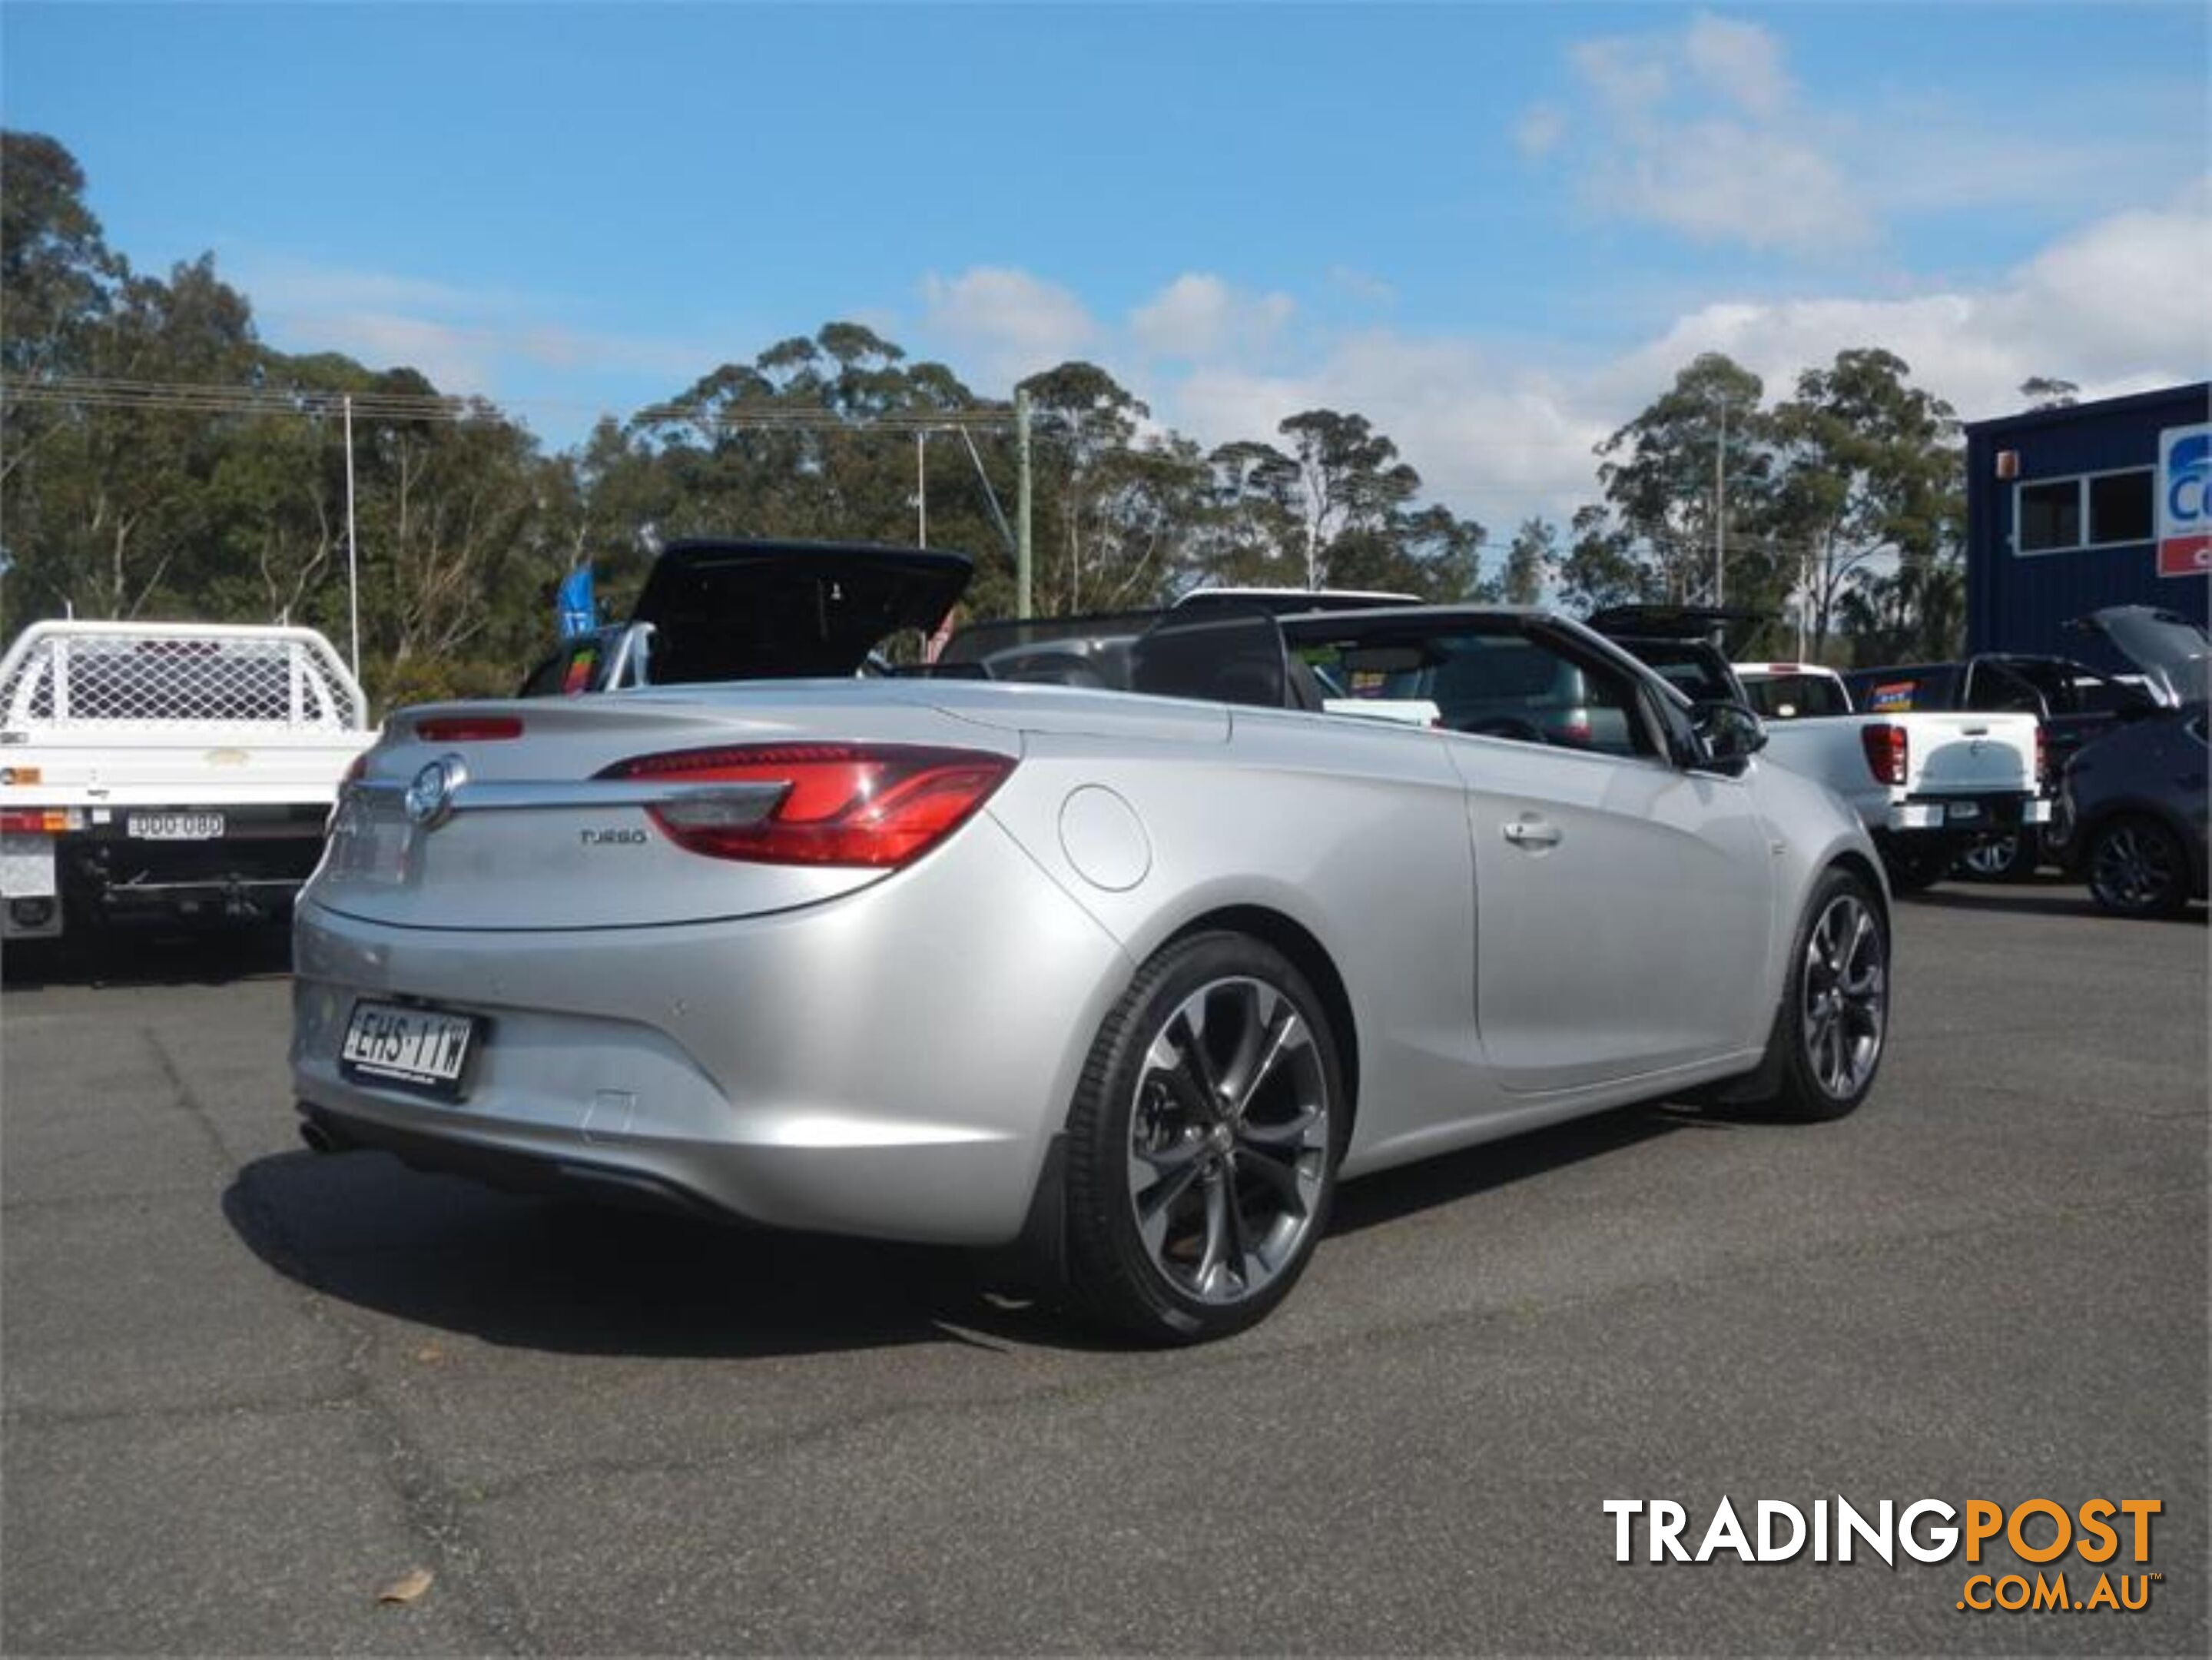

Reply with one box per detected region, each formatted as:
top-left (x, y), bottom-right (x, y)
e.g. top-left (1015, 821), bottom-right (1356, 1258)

top-left (1965, 381), bottom-right (2210, 664)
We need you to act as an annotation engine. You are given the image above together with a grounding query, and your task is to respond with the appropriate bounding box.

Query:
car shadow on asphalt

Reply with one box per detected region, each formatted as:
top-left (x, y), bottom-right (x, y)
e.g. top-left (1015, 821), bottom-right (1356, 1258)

top-left (1327, 1102), bottom-right (1707, 1237)
top-left (1, 925), bottom-right (293, 990)
top-left (224, 1146), bottom-right (1032, 1359)
top-left (1905, 880), bottom-right (2207, 924)
top-left (226, 1099), bottom-right (1730, 1359)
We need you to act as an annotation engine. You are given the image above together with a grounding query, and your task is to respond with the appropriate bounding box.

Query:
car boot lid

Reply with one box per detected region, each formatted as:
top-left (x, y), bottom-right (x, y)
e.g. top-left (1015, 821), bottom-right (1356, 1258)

top-left (2068, 606), bottom-right (2209, 706)
top-left (630, 540), bottom-right (973, 682)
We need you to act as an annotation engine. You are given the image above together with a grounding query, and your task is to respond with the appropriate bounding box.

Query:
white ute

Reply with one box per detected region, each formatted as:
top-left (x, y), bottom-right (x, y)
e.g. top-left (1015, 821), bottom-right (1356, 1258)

top-left (1736, 660), bottom-right (2052, 852)
top-left (1746, 676), bottom-right (2048, 890)
top-left (0, 621), bottom-right (374, 942)
top-left (1588, 611), bottom-right (2048, 893)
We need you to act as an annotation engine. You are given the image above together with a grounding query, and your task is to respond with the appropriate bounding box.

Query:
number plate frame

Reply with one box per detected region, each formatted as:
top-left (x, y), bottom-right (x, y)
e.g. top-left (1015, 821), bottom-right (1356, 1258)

top-left (339, 1001), bottom-right (483, 1099)
top-left (128, 811), bottom-right (226, 840)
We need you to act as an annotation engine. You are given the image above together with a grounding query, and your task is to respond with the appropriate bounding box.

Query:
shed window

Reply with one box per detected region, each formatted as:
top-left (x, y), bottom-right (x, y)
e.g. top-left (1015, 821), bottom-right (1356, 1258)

top-left (2088, 470), bottom-right (2153, 543)
top-left (2018, 480), bottom-right (2081, 553)
top-left (2013, 468), bottom-right (2155, 555)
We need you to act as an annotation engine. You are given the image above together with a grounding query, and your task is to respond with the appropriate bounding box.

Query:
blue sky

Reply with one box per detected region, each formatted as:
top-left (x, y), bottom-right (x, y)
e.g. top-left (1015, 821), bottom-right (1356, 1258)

top-left (5, 2), bottom-right (2207, 519)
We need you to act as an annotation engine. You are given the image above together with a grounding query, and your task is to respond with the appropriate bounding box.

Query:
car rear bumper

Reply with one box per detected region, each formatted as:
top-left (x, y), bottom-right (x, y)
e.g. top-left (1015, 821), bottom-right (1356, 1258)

top-left (1887, 792), bottom-right (2050, 832)
top-left (289, 815), bottom-right (1133, 1247)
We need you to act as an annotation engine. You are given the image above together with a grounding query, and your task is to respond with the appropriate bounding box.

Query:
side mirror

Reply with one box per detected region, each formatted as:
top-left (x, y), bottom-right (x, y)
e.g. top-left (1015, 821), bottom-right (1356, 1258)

top-left (1692, 699), bottom-right (1767, 774)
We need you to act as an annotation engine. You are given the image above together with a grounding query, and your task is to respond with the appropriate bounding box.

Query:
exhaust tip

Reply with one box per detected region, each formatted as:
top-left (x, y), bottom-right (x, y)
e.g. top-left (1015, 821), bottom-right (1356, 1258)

top-left (299, 1120), bottom-right (338, 1155)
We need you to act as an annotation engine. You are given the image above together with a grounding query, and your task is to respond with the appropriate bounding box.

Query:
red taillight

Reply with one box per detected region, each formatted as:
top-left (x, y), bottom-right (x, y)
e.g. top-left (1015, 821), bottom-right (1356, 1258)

top-left (2035, 723), bottom-right (2049, 788)
top-left (414, 715), bottom-right (523, 742)
top-left (0, 808), bottom-right (72, 834)
top-left (1861, 722), bottom-right (1909, 786)
top-left (598, 743), bottom-right (1015, 868)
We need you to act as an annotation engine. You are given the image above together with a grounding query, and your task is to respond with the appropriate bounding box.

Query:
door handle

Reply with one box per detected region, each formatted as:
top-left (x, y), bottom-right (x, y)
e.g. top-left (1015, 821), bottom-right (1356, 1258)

top-left (1501, 817), bottom-right (1562, 849)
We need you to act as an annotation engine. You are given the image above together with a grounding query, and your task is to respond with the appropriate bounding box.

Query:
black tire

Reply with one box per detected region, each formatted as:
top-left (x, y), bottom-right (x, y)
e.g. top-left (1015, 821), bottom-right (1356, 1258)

top-left (1958, 828), bottom-right (2041, 883)
top-left (1878, 833), bottom-right (1955, 895)
top-left (1064, 931), bottom-right (1347, 1344)
top-left (2084, 815), bottom-right (2193, 919)
top-left (1736, 867), bottom-right (1891, 1122)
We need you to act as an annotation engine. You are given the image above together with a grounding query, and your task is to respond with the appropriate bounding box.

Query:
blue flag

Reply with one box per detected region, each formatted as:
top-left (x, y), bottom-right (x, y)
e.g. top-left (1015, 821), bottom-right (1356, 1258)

top-left (555, 566), bottom-right (596, 639)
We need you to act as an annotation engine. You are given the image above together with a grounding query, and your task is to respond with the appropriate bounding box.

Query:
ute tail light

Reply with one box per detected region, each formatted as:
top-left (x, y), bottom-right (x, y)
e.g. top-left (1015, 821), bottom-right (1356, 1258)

top-left (597, 743), bottom-right (1015, 868)
top-left (1, 808), bottom-right (81, 834)
top-left (415, 715), bottom-right (523, 742)
top-left (2034, 723), bottom-right (2049, 788)
top-left (1861, 722), bottom-right (1909, 787)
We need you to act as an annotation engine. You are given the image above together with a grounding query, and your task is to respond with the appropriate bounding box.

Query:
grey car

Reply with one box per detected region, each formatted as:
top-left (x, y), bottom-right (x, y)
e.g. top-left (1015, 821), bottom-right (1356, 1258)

top-left (292, 543), bottom-right (1892, 1343)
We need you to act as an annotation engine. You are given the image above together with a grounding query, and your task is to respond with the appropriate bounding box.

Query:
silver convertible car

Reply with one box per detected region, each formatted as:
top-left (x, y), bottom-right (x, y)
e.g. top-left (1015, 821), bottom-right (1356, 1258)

top-left (293, 541), bottom-right (1891, 1343)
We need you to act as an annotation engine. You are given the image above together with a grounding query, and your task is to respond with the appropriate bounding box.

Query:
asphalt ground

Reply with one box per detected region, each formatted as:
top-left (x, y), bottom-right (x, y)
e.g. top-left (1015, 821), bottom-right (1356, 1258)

top-left (2, 878), bottom-right (2204, 1655)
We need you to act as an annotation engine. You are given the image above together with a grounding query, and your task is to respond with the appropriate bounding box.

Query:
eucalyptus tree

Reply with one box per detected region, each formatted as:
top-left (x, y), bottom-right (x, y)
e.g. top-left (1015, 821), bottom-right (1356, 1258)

top-left (1769, 348), bottom-right (1962, 657)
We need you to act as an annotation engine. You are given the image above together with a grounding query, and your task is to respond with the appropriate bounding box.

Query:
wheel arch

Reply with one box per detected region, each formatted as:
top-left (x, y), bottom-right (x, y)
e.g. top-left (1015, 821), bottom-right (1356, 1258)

top-left (1160, 903), bottom-right (1361, 1138)
top-left (1826, 847), bottom-right (1892, 927)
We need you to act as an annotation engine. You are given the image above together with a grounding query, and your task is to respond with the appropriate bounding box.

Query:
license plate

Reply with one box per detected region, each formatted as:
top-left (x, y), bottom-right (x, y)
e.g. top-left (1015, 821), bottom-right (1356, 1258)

top-left (129, 811), bottom-right (224, 840)
top-left (1945, 801), bottom-right (1983, 822)
top-left (340, 1001), bottom-right (479, 1097)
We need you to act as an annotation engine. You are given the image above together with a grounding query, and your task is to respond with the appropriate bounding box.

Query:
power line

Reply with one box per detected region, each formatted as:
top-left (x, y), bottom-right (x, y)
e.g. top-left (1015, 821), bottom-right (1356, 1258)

top-left (1, 374), bottom-right (479, 422)
top-left (0, 374), bottom-right (1031, 436)
top-left (0, 374), bottom-right (1617, 515)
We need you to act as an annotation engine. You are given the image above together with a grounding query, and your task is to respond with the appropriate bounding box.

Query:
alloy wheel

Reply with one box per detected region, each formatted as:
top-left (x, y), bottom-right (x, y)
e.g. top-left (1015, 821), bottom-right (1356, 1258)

top-left (1802, 892), bottom-right (1886, 1100)
top-left (1125, 975), bottom-right (1331, 1306)
top-left (2090, 822), bottom-right (2179, 913)
top-left (1959, 833), bottom-right (2019, 879)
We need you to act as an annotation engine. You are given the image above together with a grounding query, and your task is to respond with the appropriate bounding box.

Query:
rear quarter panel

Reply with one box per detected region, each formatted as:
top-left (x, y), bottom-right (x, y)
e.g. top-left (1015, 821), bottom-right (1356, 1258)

top-left (982, 703), bottom-right (1494, 1171)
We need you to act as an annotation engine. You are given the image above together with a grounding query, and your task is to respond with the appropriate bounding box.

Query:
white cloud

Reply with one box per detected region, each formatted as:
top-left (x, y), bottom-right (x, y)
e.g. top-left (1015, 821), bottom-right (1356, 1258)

top-left (919, 266), bottom-right (1097, 385)
top-left (1166, 341), bottom-right (1614, 532)
top-left (1569, 36), bottom-right (1670, 118)
top-left (1514, 103), bottom-right (1567, 160)
top-left (309, 313), bottom-right (496, 394)
top-left (1683, 10), bottom-right (1792, 119)
top-left (1129, 273), bottom-right (1295, 361)
top-left (1532, 13), bottom-right (1872, 255)
top-left (1143, 185), bottom-right (2210, 536)
top-left (234, 258), bottom-right (492, 317)
top-left (231, 253), bottom-right (714, 403)
top-left (1612, 183), bottom-right (2212, 419)
top-left (1328, 265), bottom-right (1398, 307)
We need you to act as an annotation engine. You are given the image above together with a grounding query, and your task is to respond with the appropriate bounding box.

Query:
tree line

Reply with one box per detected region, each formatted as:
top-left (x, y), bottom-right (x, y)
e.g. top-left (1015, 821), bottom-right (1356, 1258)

top-left (4, 131), bottom-right (1985, 712)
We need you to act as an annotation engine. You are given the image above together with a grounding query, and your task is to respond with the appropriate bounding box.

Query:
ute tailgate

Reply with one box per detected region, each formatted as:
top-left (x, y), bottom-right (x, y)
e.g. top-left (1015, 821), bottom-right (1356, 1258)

top-left (1899, 713), bottom-right (2037, 794)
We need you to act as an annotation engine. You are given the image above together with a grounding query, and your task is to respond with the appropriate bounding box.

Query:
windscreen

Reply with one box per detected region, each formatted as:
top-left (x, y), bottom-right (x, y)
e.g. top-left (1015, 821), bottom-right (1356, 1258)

top-left (1611, 638), bottom-right (1738, 703)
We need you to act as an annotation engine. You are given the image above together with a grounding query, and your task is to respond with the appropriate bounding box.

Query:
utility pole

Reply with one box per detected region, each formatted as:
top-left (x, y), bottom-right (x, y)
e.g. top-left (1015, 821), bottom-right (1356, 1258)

top-left (1798, 548), bottom-right (1811, 660)
top-left (915, 429), bottom-right (927, 547)
top-left (1014, 387), bottom-right (1033, 619)
top-left (1713, 393), bottom-right (1728, 608)
top-left (343, 393), bottom-right (360, 678)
